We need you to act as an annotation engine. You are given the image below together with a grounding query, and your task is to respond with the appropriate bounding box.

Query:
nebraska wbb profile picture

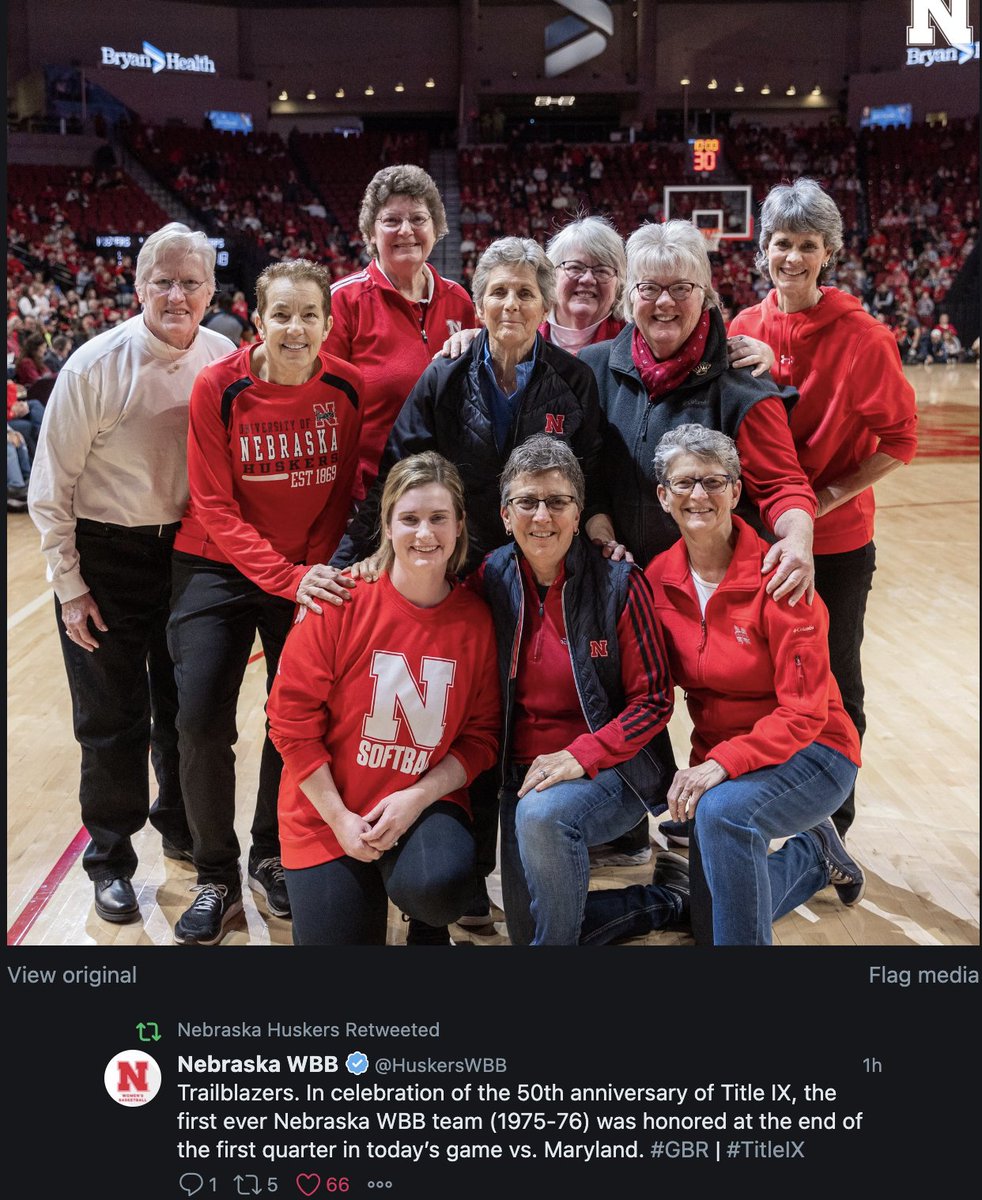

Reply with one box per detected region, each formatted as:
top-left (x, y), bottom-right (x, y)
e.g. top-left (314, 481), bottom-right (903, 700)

top-left (104, 1050), bottom-right (162, 1106)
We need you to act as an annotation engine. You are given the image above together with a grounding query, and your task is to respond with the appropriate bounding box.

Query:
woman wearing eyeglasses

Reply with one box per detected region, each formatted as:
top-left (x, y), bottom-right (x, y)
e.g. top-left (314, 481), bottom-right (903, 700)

top-left (166, 259), bottom-right (364, 945)
top-left (580, 220), bottom-right (816, 596)
top-left (327, 165), bottom-right (479, 500)
top-left (333, 237), bottom-right (613, 942)
top-left (580, 426), bottom-right (864, 946)
top-left (473, 436), bottom-right (683, 946)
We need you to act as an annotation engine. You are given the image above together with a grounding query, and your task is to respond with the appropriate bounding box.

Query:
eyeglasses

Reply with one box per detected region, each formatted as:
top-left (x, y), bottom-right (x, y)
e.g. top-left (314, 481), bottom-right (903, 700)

top-left (147, 278), bottom-right (207, 295)
top-left (664, 474), bottom-right (734, 495)
top-left (558, 261), bottom-right (617, 283)
top-left (633, 280), bottom-right (705, 302)
top-left (506, 494), bottom-right (578, 514)
top-left (377, 214), bottom-right (432, 231)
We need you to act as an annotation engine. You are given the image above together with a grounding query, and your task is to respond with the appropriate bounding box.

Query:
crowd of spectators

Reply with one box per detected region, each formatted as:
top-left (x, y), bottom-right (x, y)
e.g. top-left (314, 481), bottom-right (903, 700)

top-left (8, 114), bottom-right (978, 422)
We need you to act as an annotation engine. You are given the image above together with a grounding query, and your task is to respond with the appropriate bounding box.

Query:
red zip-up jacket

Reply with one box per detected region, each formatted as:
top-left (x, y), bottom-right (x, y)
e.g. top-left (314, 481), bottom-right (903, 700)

top-left (730, 287), bottom-right (918, 554)
top-left (327, 260), bottom-right (478, 499)
top-left (645, 516), bottom-right (860, 778)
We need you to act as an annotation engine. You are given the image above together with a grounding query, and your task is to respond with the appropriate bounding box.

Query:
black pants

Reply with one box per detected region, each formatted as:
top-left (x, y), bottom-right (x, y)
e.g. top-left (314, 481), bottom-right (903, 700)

top-left (167, 553), bottom-right (294, 887)
top-left (285, 803), bottom-right (476, 945)
top-left (814, 542), bottom-right (876, 836)
top-left (59, 521), bottom-right (188, 881)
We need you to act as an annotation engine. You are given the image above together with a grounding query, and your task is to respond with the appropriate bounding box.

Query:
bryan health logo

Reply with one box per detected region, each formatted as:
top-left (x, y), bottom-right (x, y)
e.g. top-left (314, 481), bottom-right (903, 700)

top-left (100, 40), bottom-right (216, 74)
top-left (905, 0), bottom-right (979, 66)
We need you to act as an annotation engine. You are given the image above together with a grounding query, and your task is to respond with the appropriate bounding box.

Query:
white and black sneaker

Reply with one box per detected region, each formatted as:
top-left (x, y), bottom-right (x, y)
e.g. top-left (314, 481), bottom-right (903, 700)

top-left (174, 883), bottom-right (243, 945)
top-left (248, 855), bottom-right (291, 918)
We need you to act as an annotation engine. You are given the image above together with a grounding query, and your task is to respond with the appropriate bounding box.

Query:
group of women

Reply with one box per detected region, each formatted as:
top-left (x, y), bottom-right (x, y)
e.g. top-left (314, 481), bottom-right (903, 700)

top-left (168, 163), bottom-right (916, 948)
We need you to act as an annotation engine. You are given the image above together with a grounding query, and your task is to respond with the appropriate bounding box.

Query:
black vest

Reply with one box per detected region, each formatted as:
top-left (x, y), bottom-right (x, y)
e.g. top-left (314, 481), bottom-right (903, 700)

top-left (481, 535), bottom-right (675, 811)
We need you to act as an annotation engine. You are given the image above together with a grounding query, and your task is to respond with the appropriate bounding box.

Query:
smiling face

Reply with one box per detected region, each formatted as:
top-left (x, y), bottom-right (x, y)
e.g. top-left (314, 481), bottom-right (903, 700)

top-left (657, 452), bottom-right (741, 543)
top-left (478, 263), bottom-right (547, 361)
top-left (254, 278), bottom-right (331, 384)
top-left (386, 483), bottom-right (463, 582)
top-left (632, 277), bottom-right (705, 361)
top-left (501, 469), bottom-right (581, 585)
top-left (136, 248), bottom-right (214, 349)
top-left (766, 228), bottom-right (828, 312)
top-left (554, 249), bottom-right (619, 328)
top-left (371, 193), bottom-right (437, 276)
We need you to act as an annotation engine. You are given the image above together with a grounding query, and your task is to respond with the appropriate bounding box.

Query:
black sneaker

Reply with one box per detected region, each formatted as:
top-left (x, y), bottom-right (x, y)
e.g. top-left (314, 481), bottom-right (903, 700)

top-left (174, 883), bottom-right (243, 945)
top-left (455, 881), bottom-right (501, 929)
top-left (248, 855), bottom-right (291, 918)
top-left (652, 851), bottom-right (690, 924)
top-left (403, 915), bottom-right (452, 945)
top-left (806, 818), bottom-right (866, 906)
top-left (657, 819), bottom-right (690, 847)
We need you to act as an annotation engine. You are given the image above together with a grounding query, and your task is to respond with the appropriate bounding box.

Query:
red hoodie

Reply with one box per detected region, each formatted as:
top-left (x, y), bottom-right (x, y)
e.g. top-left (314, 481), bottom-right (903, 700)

top-left (729, 287), bottom-right (918, 554)
top-left (645, 516), bottom-right (860, 779)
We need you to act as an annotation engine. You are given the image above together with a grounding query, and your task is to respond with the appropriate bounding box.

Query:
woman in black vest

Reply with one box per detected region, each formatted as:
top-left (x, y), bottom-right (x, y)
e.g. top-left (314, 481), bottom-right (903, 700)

top-left (474, 436), bottom-right (684, 946)
top-left (580, 219), bottom-right (816, 592)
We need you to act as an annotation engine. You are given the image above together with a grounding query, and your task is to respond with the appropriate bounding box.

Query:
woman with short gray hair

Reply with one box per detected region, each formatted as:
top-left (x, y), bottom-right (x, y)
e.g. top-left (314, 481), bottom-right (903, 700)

top-left (730, 176), bottom-right (918, 838)
top-left (579, 217), bottom-right (816, 594)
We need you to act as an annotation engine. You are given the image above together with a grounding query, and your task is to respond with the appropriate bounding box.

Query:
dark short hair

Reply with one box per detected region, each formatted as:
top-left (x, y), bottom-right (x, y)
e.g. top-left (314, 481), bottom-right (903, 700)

top-left (358, 164), bottom-right (448, 256)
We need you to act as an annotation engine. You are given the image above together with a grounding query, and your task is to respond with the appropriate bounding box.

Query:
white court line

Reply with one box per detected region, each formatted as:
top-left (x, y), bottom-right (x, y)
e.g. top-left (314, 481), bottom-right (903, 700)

top-left (7, 589), bottom-right (54, 632)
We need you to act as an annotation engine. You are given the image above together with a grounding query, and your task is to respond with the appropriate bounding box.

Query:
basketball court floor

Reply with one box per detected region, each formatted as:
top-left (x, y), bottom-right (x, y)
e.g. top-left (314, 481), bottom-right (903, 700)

top-left (6, 363), bottom-right (979, 948)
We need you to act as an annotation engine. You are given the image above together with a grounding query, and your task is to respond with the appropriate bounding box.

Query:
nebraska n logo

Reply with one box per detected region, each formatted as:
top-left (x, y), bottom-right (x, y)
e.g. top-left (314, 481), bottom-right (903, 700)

top-left (545, 1), bottom-right (613, 78)
top-left (907, 1), bottom-right (974, 46)
top-left (363, 652), bottom-right (456, 749)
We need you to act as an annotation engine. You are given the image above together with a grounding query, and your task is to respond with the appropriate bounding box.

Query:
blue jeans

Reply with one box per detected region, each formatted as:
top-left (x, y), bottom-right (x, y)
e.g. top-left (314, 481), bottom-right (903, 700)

top-left (284, 802), bottom-right (475, 945)
top-left (499, 763), bottom-right (649, 945)
top-left (7, 437), bottom-right (31, 489)
top-left (693, 742), bottom-right (859, 945)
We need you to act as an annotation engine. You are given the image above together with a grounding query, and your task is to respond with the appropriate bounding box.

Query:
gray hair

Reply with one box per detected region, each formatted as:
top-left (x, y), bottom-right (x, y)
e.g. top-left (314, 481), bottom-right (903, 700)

top-left (755, 177), bottom-right (844, 280)
top-left (547, 215), bottom-right (627, 311)
top-left (652, 424), bottom-right (741, 484)
top-left (135, 222), bottom-right (216, 292)
top-left (472, 237), bottom-right (557, 314)
top-left (499, 434), bottom-right (585, 510)
top-left (623, 220), bottom-right (719, 321)
top-left (358, 164), bottom-right (448, 256)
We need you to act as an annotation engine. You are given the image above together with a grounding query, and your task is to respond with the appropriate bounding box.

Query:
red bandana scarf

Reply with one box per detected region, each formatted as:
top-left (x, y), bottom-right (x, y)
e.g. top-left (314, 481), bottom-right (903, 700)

top-left (632, 310), bottom-right (712, 402)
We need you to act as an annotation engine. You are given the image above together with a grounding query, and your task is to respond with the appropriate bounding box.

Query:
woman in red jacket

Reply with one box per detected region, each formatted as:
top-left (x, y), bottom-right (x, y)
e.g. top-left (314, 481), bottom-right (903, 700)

top-left (729, 178), bottom-right (918, 838)
top-left (581, 426), bottom-right (865, 946)
top-left (267, 453), bottom-right (500, 946)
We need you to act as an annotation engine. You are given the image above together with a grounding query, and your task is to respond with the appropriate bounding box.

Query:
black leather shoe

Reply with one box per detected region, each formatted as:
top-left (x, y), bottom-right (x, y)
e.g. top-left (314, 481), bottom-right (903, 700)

top-left (162, 838), bottom-right (195, 863)
top-left (94, 877), bottom-right (140, 923)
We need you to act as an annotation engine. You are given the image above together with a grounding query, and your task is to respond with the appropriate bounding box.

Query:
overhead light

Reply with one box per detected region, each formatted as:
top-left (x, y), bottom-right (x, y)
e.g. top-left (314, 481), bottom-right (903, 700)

top-left (394, 82), bottom-right (405, 93)
top-left (811, 85), bottom-right (822, 96)
top-left (786, 84), bottom-right (796, 96)
top-left (277, 90), bottom-right (288, 102)
top-left (335, 87), bottom-right (345, 99)
top-left (306, 89), bottom-right (316, 100)
top-left (425, 77), bottom-right (435, 88)
top-left (680, 76), bottom-right (691, 86)
top-left (364, 84), bottom-right (375, 96)
top-left (734, 81), bottom-right (745, 93)
top-left (707, 78), bottom-right (718, 90)
top-left (760, 84), bottom-right (771, 95)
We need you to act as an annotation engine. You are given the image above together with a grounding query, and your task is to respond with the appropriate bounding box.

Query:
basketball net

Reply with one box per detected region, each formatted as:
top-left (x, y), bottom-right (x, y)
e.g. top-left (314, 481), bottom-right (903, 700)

top-left (701, 228), bottom-right (722, 253)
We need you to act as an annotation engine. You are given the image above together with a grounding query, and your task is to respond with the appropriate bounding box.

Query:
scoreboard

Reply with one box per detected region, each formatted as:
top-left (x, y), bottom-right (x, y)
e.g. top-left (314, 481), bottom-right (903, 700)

top-left (689, 137), bottom-right (722, 174)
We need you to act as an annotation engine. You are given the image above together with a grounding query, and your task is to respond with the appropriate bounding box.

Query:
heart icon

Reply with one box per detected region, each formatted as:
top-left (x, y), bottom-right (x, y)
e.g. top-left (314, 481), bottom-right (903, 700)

top-left (296, 1175), bottom-right (321, 1197)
